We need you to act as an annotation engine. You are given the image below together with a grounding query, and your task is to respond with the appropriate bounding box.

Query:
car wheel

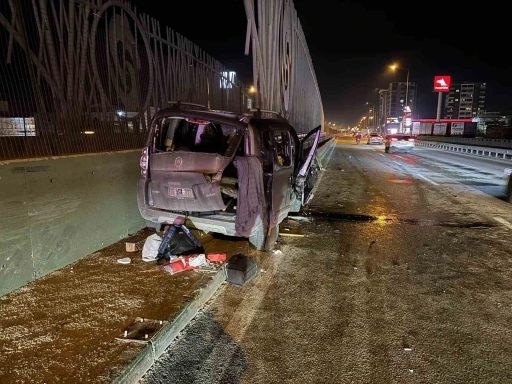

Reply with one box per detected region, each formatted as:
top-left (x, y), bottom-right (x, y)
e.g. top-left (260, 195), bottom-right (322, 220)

top-left (385, 146), bottom-right (389, 153)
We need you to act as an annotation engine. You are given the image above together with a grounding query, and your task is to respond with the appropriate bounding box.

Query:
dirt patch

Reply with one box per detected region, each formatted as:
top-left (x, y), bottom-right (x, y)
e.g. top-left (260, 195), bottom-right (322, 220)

top-left (0, 229), bottom-right (249, 383)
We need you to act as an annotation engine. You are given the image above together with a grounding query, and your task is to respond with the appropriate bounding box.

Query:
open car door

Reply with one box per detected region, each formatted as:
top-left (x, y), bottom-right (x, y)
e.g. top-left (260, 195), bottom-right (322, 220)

top-left (294, 125), bottom-right (321, 205)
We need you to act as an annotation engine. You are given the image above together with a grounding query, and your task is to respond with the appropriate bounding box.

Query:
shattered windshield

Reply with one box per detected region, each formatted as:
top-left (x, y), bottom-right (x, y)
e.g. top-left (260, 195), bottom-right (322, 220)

top-left (153, 117), bottom-right (242, 156)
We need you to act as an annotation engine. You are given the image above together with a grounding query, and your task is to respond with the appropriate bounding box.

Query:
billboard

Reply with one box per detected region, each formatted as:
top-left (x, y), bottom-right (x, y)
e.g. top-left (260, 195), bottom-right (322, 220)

top-left (433, 123), bottom-right (447, 135)
top-left (433, 76), bottom-right (451, 92)
top-left (451, 122), bottom-right (464, 135)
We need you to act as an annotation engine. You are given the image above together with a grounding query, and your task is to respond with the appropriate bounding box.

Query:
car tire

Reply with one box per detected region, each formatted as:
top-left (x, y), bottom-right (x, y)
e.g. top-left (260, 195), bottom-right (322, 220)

top-left (385, 146), bottom-right (389, 153)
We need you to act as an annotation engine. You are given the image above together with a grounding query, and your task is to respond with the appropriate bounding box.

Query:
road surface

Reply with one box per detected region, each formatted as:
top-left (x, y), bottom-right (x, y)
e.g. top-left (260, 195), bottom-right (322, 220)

top-left (142, 138), bottom-right (512, 384)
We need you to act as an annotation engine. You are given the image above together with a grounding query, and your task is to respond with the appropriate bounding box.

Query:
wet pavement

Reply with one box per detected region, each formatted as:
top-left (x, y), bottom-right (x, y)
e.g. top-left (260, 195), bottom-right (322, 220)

top-left (143, 138), bottom-right (512, 384)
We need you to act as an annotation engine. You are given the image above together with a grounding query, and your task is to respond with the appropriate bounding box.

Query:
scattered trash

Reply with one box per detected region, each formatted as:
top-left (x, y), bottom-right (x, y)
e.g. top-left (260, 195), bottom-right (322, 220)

top-left (125, 242), bottom-right (137, 252)
top-left (353, 267), bottom-right (358, 270)
top-left (142, 234), bottom-right (162, 262)
top-left (279, 232), bottom-right (305, 237)
top-left (206, 253), bottom-right (227, 262)
top-left (409, 369), bottom-right (414, 374)
top-left (161, 254), bottom-right (208, 275)
top-left (283, 227), bottom-right (291, 231)
top-left (225, 254), bottom-right (258, 286)
top-left (117, 257), bottom-right (131, 264)
top-left (287, 216), bottom-right (312, 223)
top-left (404, 348), bottom-right (412, 352)
top-left (188, 254), bottom-right (206, 267)
top-left (116, 317), bottom-right (167, 344)
top-left (156, 221), bottom-right (204, 265)
top-left (334, 229), bottom-right (340, 233)
top-left (196, 264), bottom-right (218, 273)
top-left (272, 249), bottom-right (283, 255)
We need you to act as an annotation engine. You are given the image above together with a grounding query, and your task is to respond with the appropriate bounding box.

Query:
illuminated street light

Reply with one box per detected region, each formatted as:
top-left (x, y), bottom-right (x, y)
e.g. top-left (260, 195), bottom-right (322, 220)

top-left (248, 85), bottom-right (256, 93)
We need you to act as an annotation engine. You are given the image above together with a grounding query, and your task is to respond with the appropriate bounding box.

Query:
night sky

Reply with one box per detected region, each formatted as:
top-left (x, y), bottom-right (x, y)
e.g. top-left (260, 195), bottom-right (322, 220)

top-left (133, 0), bottom-right (511, 126)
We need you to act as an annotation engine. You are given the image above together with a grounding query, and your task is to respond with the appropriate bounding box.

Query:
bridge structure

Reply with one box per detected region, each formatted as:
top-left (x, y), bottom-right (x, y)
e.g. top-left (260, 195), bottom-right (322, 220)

top-left (0, 0), bottom-right (324, 295)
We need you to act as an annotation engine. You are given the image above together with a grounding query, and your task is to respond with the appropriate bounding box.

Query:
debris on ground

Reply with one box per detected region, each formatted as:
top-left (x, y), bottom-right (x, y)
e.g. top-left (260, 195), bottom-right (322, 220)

top-left (279, 218), bottom-right (306, 237)
top-left (206, 253), bottom-right (227, 262)
top-left (142, 234), bottom-right (162, 262)
top-left (117, 257), bottom-right (131, 264)
top-left (156, 221), bottom-right (204, 265)
top-left (115, 317), bottom-right (167, 344)
top-left (225, 254), bottom-right (258, 286)
top-left (272, 250), bottom-right (283, 255)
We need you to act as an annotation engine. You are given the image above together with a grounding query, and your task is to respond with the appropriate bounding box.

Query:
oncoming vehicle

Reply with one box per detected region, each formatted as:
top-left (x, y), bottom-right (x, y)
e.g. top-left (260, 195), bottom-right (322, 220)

top-left (384, 134), bottom-right (415, 153)
top-left (137, 102), bottom-right (322, 250)
top-left (367, 133), bottom-right (383, 145)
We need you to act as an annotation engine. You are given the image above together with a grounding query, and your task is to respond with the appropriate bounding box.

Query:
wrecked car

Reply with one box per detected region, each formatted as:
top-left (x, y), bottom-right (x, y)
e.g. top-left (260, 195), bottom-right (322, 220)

top-left (137, 103), bottom-right (321, 250)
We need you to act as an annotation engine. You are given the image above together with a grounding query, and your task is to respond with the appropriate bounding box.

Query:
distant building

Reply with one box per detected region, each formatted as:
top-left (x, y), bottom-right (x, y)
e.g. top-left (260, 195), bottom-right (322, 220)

top-left (472, 110), bottom-right (510, 135)
top-left (377, 82), bottom-right (417, 132)
top-left (443, 82), bottom-right (486, 119)
top-left (388, 82), bottom-right (417, 120)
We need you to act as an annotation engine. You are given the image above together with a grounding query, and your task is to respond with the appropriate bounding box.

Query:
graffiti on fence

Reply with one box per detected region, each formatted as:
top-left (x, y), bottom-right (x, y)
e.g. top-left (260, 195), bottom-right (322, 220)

top-left (243, 0), bottom-right (324, 133)
top-left (0, 0), bottom-right (249, 159)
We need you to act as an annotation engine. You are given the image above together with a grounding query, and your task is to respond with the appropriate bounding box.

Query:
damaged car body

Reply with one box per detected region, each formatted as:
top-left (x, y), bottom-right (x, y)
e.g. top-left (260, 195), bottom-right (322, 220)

top-left (137, 103), bottom-right (321, 250)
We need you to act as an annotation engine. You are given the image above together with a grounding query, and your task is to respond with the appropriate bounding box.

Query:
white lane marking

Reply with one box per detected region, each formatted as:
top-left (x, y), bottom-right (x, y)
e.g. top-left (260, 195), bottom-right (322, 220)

top-left (379, 154), bottom-right (385, 157)
top-left (416, 173), bottom-right (439, 186)
top-left (493, 217), bottom-right (512, 230)
top-left (393, 160), bottom-right (406, 167)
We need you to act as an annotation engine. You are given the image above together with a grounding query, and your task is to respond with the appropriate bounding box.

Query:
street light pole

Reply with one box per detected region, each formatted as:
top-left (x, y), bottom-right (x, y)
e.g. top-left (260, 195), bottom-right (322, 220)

top-left (405, 69), bottom-right (409, 114)
top-left (390, 65), bottom-right (410, 133)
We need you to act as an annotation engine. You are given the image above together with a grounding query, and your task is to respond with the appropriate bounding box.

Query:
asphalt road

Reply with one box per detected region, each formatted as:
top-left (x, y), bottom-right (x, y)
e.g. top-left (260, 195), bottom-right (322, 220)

top-left (142, 138), bottom-right (512, 384)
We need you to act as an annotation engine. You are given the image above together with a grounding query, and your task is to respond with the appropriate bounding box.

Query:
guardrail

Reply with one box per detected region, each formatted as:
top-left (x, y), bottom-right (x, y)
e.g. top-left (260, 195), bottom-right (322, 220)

top-left (418, 136), bottom-right (512, 149)
top-left (417, 140), bottom-right (512, 160)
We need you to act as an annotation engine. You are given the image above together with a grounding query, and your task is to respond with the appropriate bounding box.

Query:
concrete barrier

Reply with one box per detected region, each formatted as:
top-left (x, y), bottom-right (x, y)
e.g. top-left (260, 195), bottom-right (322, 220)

top-left (418, 136), bottom-right (512, 149)
top-left (0, 150), bottom-right (145, 296)
top-left (416, 140), bottom-right (512, 160)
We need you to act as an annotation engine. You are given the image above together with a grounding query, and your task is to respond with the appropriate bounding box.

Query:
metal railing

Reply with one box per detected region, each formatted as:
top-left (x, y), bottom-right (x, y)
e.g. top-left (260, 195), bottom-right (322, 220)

top-left (0, 0), bottom-right (250, 160)
top-left (417, 140), bottom-right (512, 160)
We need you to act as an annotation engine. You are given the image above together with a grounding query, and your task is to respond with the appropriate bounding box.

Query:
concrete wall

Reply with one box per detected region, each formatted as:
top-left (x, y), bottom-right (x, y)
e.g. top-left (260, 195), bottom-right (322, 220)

top-left (0, 151), bottom-right (145, 296)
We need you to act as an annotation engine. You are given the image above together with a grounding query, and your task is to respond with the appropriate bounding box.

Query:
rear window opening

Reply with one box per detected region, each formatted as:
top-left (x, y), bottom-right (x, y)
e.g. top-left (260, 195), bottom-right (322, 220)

top-left (154, 117), bottom-right (242, 156)
top-left (150, 117), bottom-right (244, 215)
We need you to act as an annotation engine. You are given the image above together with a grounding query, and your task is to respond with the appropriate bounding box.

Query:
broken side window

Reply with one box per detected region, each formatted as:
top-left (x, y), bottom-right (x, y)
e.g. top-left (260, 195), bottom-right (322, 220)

top-left (274, 131), bottom-right (292, 167)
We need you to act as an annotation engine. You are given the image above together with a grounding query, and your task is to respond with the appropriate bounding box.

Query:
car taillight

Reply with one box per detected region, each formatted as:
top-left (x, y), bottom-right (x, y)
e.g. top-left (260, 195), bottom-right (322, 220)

top-left (140, 147), bottom-right (148, 177)
top-left (391, 138), bottom-right (398, 141)
top-left (408, 138), bottom-right (415, 142)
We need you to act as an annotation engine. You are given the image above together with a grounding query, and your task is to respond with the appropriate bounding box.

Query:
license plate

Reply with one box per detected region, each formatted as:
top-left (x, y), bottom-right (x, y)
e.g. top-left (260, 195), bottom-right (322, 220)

top-left (169, 187), bottom-right (193, 198)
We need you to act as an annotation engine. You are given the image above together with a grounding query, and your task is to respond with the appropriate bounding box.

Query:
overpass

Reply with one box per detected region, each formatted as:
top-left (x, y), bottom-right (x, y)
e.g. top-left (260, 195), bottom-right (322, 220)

top-left (0, 0), bottom-right (324, 295)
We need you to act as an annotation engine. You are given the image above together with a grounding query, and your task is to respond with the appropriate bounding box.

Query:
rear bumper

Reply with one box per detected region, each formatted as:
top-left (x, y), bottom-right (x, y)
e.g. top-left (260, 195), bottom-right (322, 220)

top-left (389, 144), bottom-right (414, 151)
top-left (137, 179), bottom-right (240, 236)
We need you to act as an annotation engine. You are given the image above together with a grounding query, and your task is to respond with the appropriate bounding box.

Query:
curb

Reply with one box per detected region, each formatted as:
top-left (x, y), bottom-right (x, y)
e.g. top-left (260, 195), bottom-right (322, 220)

top-left (113, 268), bottom-right (226, 383)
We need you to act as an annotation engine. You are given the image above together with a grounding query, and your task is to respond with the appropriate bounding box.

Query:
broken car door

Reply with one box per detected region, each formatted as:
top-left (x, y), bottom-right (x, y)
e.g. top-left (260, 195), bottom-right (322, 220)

top-left (294, 125), bottom-right (321, 205)
top-left (267, 128), bottom-right (295, 229)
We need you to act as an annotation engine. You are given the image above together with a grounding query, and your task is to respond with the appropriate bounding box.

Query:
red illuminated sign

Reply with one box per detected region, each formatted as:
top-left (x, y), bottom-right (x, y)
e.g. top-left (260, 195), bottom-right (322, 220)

top-left (433, 76), bottom-right (450, 92)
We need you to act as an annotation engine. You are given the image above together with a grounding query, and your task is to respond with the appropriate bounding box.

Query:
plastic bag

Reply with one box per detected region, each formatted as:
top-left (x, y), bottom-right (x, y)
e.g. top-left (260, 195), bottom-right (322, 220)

top-left (142, 234), bottom-right (162, 262)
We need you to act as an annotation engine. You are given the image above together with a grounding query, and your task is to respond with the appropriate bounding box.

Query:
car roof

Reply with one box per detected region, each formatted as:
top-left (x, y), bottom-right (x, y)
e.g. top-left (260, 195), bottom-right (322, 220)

top-left (153, 108), bottom-right (248, 127)
top-left (152, 108), bottom-right (291, 129)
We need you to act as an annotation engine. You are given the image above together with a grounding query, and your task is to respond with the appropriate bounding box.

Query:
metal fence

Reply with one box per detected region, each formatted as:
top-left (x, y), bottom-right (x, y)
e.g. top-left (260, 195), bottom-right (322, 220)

top-left (243, 0), bottom-right (324, 134)
top-left (0, 0), bottom-right (249, 160)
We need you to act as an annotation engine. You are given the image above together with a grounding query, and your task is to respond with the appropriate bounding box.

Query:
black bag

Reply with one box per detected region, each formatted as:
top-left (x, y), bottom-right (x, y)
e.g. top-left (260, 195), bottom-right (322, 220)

top-left (224, 254), bottom-right (258, 286)
top-left (156, 224), bottom-right (204, 264)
